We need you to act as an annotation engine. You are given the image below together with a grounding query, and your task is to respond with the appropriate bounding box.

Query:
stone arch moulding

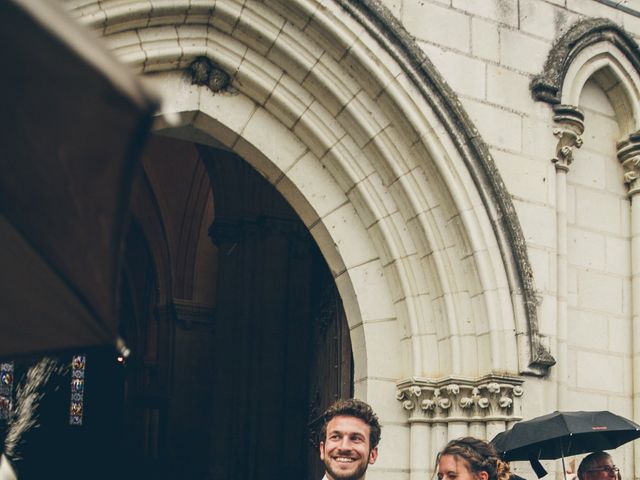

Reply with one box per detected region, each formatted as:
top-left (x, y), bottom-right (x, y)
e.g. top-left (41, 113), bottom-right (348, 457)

top-left (532, 17), bottom-right (640, 125)
top-left (67, 0), bottom-right (554, 381)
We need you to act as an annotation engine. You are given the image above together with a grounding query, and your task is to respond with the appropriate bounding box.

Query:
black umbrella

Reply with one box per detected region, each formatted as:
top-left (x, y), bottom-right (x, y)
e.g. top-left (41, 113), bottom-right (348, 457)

top-left (491, 411), bottom-right (640, 478)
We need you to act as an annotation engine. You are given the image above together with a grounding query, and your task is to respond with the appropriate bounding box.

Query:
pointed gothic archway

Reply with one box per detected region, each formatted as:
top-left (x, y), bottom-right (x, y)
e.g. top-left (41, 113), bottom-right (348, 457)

top-left (66, 0), bottom-right (549, 476)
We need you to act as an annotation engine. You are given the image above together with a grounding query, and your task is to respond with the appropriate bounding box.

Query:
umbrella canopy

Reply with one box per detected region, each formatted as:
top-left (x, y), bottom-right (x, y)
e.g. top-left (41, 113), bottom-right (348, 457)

top-left (0, 0), bottom-right (157, 357)
top-left (492, 410), bottom-right (640, 461)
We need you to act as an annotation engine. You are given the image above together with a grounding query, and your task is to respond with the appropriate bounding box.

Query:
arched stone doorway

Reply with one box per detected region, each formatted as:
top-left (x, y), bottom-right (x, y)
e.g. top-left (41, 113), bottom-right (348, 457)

top-left (120, 134), bottom-right (352, 478)
top-left (65, 0), bottom-right (550, 476)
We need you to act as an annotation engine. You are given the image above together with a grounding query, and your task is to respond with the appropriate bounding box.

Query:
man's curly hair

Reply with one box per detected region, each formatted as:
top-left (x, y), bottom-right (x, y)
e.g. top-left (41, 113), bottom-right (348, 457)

top-left (320, 398), bottom-right (382, 449)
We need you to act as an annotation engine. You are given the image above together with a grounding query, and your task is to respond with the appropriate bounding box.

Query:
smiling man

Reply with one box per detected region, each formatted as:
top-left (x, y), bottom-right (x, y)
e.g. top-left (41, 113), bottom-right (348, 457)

top-left (319, 398), bottom-right (381, 480)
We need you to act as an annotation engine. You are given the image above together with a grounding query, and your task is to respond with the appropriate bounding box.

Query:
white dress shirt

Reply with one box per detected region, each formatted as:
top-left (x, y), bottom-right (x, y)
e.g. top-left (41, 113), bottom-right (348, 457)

top-left (0, 454), bottom-right (17, 480)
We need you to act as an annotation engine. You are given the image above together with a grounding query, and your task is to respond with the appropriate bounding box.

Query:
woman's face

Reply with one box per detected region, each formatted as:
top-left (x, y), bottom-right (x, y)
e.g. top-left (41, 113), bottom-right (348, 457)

top-left (438, 454), bottom-right (487, 480)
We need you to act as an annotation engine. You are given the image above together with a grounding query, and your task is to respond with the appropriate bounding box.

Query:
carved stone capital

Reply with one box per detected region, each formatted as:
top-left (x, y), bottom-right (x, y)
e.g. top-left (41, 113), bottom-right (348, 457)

top-left (173, 298), bottom-right (215, 330)
top-left (552, 105), bottom-right (584, 172)
top-left (396, 374), bottom-right (524, 423)
top-left (617, 132), bottom-right (640, 197)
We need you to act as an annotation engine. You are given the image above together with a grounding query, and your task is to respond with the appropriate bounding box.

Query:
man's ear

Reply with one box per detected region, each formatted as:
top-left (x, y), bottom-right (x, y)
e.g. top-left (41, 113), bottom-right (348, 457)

top-left (319, 441), bottom-right (325, 461)
top-left (368, 447), bottom-right (378, 465)
top-left (477, 471), bottom-right (489, 480)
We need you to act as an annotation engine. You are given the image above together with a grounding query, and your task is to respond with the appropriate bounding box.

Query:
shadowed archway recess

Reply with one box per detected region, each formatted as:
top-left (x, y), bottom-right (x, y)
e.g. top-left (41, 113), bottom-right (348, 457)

top-left (66, 0), bottom-right (552, 389)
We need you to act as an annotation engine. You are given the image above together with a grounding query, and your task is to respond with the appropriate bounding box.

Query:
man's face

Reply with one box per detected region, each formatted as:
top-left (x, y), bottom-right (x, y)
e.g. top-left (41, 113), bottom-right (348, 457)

top-left (319, 415), bottom-right (378, 480)
top-left (584, 456), bottom-right (619, 480)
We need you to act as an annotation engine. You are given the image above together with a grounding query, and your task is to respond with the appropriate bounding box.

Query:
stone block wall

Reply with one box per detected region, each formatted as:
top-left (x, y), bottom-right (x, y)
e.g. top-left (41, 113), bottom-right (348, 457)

top-left (382, 0), bottom-right (638, 473)
top-left (59, 0), bottom-right (640, 477)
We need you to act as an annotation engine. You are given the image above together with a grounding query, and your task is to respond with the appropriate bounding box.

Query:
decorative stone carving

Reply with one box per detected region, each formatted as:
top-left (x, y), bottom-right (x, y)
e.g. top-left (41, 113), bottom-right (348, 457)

top-left (396, 374), bottom-right (524, 423)
top-left (617, 132), bottom-right (640, 197)
top-left (188, 56), bottom-right (231, 93)
top-left (552, 105), bottom-right (584, 172)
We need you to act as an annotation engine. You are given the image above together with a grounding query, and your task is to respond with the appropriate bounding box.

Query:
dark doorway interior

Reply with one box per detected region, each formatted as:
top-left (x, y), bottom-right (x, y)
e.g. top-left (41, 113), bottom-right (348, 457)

top-left (201, 147), bottom-right (353, 480)
top-left (122, 139), bottom-right (354, 479)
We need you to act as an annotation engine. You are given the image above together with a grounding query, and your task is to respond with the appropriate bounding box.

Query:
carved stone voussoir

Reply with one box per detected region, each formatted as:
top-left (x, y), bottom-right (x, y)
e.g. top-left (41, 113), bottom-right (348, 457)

top-left (396, 374), bottom-right (524, 423)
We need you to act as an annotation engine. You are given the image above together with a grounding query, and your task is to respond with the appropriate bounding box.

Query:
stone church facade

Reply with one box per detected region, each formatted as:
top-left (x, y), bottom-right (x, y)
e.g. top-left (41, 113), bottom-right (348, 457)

top-left (59, 0), bottom-right (640, 478)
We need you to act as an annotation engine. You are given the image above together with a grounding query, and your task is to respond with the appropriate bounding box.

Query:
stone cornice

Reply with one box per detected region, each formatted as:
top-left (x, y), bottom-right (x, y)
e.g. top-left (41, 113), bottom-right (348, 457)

top-left (532, 18), bottom-right (640, 105)
top-left (396, 375), bottom-right (524, 423)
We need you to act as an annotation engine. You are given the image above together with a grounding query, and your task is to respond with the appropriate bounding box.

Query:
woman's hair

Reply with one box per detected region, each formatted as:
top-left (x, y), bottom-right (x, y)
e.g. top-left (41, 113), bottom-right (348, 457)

top-left (437, 437), bottom-right (510, 480)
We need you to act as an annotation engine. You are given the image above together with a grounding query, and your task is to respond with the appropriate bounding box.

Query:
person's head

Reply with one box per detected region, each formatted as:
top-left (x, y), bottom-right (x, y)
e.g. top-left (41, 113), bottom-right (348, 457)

top-left (319, 398), bottom-right (381, 480)
top-left (436, 437), bottom-right (510, 480)
top-left (578, 452), bottom-right (619, 480)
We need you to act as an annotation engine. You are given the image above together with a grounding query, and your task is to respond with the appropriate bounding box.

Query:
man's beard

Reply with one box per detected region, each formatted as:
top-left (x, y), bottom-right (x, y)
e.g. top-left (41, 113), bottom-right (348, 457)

top-left (324, 457), bottom-right (369, 480)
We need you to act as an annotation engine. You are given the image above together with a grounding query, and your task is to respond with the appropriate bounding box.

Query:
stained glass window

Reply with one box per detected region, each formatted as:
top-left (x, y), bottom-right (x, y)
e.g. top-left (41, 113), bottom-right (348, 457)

top-left (69, 355), bottom-right (86, 426)
top-left (0, 362), bottom-right (14, 420)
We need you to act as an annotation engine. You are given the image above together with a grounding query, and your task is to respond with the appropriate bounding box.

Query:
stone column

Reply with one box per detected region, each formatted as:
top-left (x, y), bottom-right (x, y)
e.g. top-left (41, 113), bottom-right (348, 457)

top-left (397, 386), bottom-right (433, 480)
top-left (617, 132), bottom-right (640, 480)
top-left (431, 421), bottom-right (447, 471)
top-left (468, 420), bottom-right (485, 440)
top-left (551, 105), bottom-right (584, 410)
